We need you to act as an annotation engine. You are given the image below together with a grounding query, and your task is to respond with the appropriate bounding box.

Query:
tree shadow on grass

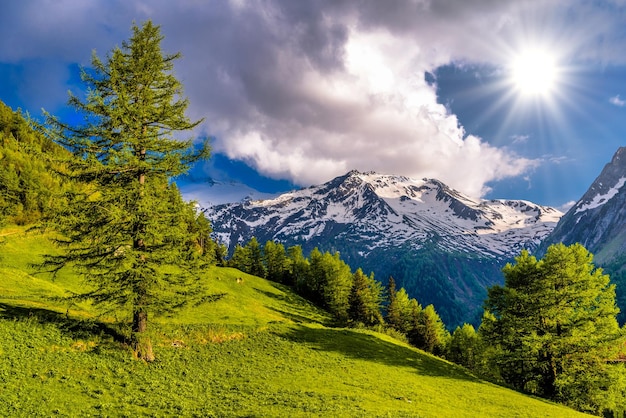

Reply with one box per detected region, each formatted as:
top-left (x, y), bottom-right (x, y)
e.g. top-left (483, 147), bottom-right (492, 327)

top-left (282, 324), bottom-right (480, 382)
top-left (0, 302), bottom-right (129, 344)
top-left (253, 284), bottom-right (331, 326)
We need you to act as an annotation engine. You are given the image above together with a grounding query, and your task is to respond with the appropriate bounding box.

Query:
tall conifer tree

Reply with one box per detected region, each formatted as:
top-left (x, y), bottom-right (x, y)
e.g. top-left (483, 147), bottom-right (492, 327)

top-left (483, 243), bottom-right (625, 413)
top-left (41, 21), bottom-right (209, 360)
top-left (348, 269), bottom-right (384, 326)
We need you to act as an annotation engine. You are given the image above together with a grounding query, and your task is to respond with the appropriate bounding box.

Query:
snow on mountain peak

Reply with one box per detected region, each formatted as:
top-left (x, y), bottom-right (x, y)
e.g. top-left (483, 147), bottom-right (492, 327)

top-left (571, 147), bottom-right (626, 217)
top-left (575, 176), bottom-right (626, 214)
top-left (205, 170), bottom-right (562, 260)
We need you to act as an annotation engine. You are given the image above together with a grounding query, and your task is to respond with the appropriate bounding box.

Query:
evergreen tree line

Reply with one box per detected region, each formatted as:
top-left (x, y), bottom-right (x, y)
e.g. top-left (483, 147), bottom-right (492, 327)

top-left (229, 238), bottom-right (626, 415)
top-left (228, 237), bottom-right (451, 356)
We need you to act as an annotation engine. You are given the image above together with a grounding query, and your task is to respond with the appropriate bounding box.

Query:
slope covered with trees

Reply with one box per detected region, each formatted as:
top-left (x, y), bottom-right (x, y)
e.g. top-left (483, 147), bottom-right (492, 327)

top-left (227, 236), bottom-right (626, 415)
top-left (0, 100), bottom-right (68, 225)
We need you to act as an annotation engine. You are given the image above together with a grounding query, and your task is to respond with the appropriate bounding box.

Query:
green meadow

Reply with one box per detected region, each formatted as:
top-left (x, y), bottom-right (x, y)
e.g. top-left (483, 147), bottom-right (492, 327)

top-left (0, 227), bottom-right (590, 417)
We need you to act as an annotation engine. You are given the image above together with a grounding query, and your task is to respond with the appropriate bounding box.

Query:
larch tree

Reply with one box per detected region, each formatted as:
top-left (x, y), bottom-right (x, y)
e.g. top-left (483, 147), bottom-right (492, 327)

top-left (320, 251), bottom-right (353, 324)
top-left (409, 304), bottom-right (450, 356)
top-left (229, 243), bottom-right (250, 273)
top-left (448, 323), bottom-right (480, 370)
top-left (348, 268), bottom-right (384, 327)
top-left (287, 245), bottom-right (309, 288)
top-left (40, 21), bottom-right (210, 361)
top-left (386, 279), bottom-right (412, 334)
top-left (245, 237), bottom-right (266, 278)
top-left (483, 243), bottom-right (625, 414)
top-left (263, 240), bottom-right (289, 283)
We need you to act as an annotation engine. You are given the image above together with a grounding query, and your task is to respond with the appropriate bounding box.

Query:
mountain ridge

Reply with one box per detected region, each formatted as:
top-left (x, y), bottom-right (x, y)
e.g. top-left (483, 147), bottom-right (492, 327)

top-left (205, 170), bottom-right (562, 326)
top-left (207, 170), bottom-right (561, 258)
top-left (540, 146), bottom-right (626, 263)
top-left (539, 146), bottom-right (626, 322)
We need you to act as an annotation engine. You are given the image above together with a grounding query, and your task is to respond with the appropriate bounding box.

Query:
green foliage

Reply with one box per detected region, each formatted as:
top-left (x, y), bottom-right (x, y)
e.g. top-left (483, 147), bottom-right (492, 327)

top-left (0, 100), bottom-right (68, 224)
top-left (229, 240), bottom-right (390, 330)
top-left (408, 304), bottom-right (450, 356)
top-left (0, 228), bottom-right (591, 417)
top-left (385, 279), bottom-right (413, 334)
top-left (287, 245), bottom-right (310, 291)
top-left (227, 239), bottom-right (457, 358)
top-left (483, 243), bottom-right (625, 414)
top-left (291, 247), bottom-right (354, 323)
top-left (38, 21), bottom-right (210, 360)
top-left (229, 243), bottom-right (249, 272)
top-left (384, 277), bottom-right (451, 356)
top-left (263, 240), bottom-right (290, 284)
top-left (187, 209), bottom-right (216, 262)
top-left (348, 268), bottom-right (384, 327)
top-left (448, 323), bottom-right (480, 370)
top-left (246, 237), bottom-right (266, 278)
top-left (228, 237), bottom-right (267, 278)
top-left (319, 251), bottom-right (353, 324)
top-left (305, 247), bottom-right (326, 302)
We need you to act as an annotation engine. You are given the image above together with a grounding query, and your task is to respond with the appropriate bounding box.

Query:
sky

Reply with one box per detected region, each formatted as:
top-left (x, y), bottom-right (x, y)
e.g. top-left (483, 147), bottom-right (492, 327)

top-left (1, 0), bottom-right (626, 210)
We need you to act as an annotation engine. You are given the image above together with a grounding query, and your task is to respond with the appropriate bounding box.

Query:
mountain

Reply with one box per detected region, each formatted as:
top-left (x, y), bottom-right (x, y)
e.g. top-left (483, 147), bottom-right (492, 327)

top-left (539, 146), bottom-right (626, 321)
top-left (540, 147), bottom-right (626, 262)
top-left (205, 170), bottom-right (561, 326)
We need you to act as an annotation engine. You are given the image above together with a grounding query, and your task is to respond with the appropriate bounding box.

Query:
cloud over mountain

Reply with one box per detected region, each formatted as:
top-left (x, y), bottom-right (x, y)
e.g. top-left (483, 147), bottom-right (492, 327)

top-left (2, 0), bottom-right (625, 197)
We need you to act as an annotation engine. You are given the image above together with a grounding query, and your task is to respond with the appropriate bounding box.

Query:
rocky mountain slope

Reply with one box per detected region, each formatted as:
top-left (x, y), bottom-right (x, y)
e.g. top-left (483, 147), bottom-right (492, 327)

top-left (206, 171), bottom-right (561, 326)
top-left (207, 171), bottom-right (562, 258)
top-left (540, 146), bottom-right (626, 321)
top-left (540, 147), bottom-right (626, 262)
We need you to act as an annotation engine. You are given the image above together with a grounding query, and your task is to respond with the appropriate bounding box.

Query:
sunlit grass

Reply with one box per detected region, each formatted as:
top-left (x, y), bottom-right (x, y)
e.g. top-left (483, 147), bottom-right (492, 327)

top-left (0, 226), bottom-right (591, 417)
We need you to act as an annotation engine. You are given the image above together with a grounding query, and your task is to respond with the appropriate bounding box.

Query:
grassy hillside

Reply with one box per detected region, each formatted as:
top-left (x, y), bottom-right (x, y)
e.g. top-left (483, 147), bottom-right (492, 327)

top-left (0, 227), bottom-right (591, 417)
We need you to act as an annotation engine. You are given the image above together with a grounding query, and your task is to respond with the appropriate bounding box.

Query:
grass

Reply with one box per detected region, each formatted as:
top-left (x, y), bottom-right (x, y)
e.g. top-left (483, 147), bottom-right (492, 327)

top-left (0, 226), bottom-right (592, 417)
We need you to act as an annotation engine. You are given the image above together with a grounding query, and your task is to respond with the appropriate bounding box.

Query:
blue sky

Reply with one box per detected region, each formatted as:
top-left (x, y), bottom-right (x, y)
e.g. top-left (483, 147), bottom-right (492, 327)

top-left (1, 1), bottom-right (625, 210)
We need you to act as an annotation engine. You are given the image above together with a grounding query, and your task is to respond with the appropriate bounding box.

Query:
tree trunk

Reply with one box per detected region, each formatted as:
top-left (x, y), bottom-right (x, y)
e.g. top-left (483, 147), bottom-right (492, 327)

top-left (540, 350), bottom-right (557, 399)
top-left (132, 308), bottom-right (154, 361)
top-left (130, 144), bottom-right (154, 361)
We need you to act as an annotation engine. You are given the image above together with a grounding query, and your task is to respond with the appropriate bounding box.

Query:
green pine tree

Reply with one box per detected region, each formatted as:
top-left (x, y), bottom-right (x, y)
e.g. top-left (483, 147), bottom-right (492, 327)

top-left (39, 21), bottom-right (210, 361)
top-left (263, 240), bottom-right (289, 283)
top-left (287, 245), bottom-right (309, 290)
top-left (409, 304), bottom-right (450, 356)
top-left (305, 247), bottom-right (326, 303)
top-left (386, 279), bottom-right (412, 334)
top-left (321, 251), bottom-right (353, 324)
top-left (448, 323), bottom-right (480, 370)
top-left (245, 237), bottom-right (266, 278)
top-left (483, 243), bottom-right (625, 414)
top-left (229, 243), bottom-right (250, 272)
top-left (348, 268), bottom-right (383, 326)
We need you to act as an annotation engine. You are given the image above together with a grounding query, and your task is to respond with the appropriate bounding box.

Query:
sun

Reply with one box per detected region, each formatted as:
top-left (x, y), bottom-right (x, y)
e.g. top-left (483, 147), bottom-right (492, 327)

top-left (511, 48), bottom-right (558, 97)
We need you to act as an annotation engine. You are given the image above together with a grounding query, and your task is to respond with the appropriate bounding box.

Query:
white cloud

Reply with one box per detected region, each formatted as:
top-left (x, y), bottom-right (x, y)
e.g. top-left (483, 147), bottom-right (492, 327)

top-left (609, 95), bottom-right (626, 107)
top-left (558, 200), bottom-right (576, 213)
top-left (511, 134), bottom-right (530, 144)
top-left (2, 0), bottom-right (626, 198)
top-left (174, 5), bottom-right (543, 197)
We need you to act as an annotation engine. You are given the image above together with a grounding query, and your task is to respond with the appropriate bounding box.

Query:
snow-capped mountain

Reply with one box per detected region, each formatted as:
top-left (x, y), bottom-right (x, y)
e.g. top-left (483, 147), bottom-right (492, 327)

top-left (207, 170), bottom-right (561, 259)
top-left (205, 170), bottom-right (561, 326)
top-left (540, 147), bottom-right (626, 263)
top-left (539, 147), bottom-right (626, 322)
